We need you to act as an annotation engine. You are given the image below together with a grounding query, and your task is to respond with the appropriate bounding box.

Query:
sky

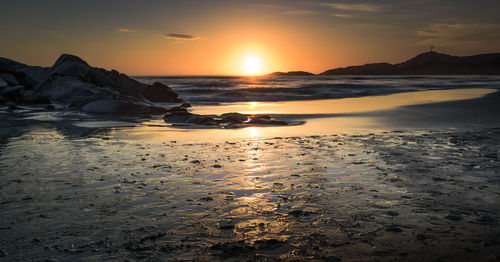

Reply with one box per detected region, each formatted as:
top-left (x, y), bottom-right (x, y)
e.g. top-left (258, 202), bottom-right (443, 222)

top-left (1, 0), bottom-right (499, 75)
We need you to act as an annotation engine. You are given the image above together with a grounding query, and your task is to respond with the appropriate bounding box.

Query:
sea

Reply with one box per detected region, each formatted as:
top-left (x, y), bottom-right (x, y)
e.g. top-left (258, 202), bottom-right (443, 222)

top-left (135, 75), bottom-right (500, 104)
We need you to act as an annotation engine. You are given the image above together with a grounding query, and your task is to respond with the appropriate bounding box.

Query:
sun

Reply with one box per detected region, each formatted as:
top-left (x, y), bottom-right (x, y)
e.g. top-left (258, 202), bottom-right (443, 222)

top-left (242, 55), bottom-right (263, 76)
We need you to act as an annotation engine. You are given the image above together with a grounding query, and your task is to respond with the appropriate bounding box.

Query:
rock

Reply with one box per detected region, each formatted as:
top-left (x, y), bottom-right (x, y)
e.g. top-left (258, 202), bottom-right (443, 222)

top-left (19, 66), bottom-right (48, 87)
top-left (0, 247), bottom-right (6, 257)
top-left (0, 85), bottom-right (24, 96)
top-left (0, 54), bottom-right (187, 116)
top-left (81, 99), bottom-right (167, 116)
top-left (165, 106), bottom-right (190, 115)
top-left (180, 102), bottom-right (192, 108)
top-left (43, 54), bottom-right (148, 104)
top-left (21, 90), bottom-right (51, 104)
top-left (253, 114), bottom-right (271, 120)
top-left (0, 73), bottom-right (19, 86)
top-left (220, 112), bottom-right (248, 123)
top-left (117, 73), bottom-right (146, 98)
top-left (143, 82), bottom-right (182, 103)
top-left (37, 77), bottom-right (112, 108)
top-left (163, 109), bottom-right (289, 127)
top-left (0, 85), bottom-right (25, 102)
top-left (87, 68), bottom-right (116, 87)
top-left (164, 112), bottom-right (216, 125)
top-left (248, 115), bottom-right (288, 125)
top-left (0, 78), bottom-right (8, 88)
top-left (163, 106), bottom-right (217, 125)
top-left (49, 54), bottom-right (91, 77)
top-left (0, 57), bottom-right (27, 74)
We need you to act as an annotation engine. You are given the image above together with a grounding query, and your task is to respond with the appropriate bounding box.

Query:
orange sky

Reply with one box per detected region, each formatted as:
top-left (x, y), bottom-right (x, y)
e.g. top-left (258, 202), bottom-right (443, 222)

top-left (1, 1), bottom-right (499, 75)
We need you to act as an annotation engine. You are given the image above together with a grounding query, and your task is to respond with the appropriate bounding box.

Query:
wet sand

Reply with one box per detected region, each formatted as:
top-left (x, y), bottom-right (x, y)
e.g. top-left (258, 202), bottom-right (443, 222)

top-left (1, 89), bottom-right (500, 261)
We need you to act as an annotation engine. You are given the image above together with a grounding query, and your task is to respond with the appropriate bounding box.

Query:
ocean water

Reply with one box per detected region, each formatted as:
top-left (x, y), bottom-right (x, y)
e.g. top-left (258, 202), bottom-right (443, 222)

top-left (135, 75), bottom-right (500, 103)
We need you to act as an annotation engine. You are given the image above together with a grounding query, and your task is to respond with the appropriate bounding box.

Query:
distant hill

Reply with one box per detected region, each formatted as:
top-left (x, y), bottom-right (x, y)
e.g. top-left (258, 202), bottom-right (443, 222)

top-left (266, 71), bottom-right (315, 77)
top-left (320, 52), bottom-right (500, 75)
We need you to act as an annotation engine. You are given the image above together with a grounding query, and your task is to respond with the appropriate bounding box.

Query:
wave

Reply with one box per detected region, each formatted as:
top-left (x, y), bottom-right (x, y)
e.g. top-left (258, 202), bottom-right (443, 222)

top-left (134, 75), bottom-right (500, 103)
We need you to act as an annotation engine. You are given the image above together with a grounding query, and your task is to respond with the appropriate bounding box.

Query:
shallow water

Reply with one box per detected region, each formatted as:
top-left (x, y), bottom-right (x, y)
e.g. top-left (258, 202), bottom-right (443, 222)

top-left (1, 86), bottom-right (499, 261)
top-left (0, 124), bottom-right (499, 261)
top-left (191, 88), bottom-right (495, 115)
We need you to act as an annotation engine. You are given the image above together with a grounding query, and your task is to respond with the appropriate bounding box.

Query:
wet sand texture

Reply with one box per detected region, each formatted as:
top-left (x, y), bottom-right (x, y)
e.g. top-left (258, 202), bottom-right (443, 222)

top-left (1, 127), bottom-right (499, 261)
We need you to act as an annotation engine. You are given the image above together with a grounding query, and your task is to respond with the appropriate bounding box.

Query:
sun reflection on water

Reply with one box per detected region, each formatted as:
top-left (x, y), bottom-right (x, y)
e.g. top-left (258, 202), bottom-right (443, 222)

top-left (249, 102), bottom-right (259, 109)
top-left (248, 126), bottom-right (259, 138)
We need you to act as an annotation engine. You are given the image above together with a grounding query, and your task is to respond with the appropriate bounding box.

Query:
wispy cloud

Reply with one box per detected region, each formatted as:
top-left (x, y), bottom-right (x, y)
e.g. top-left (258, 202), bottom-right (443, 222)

top-left (330, 13), bottom-right (354, 18)
top-left (118, 28), bottom-right (135, 33)
top-left (164, 33), bottom-right (200, 40)
top-left (282, 10), bottom-right (315, 15)
top-left (322, 3), bottom-right (380, 12)
top-left (416, 23), bottom-right (500, 50)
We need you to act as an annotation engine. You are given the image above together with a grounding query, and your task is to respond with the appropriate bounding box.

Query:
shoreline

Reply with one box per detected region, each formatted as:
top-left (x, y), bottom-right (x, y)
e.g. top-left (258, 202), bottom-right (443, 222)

top-left (1, 87), bottom-right (499, 143)
top-left (1, 86), bottom-right (499, 260)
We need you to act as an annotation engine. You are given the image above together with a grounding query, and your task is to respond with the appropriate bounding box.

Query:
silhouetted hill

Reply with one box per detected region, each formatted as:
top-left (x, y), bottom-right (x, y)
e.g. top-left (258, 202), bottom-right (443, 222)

top-left (266, 71), bottom-right (315, 76)
top-left (321, 52), bottom-right (500, 75)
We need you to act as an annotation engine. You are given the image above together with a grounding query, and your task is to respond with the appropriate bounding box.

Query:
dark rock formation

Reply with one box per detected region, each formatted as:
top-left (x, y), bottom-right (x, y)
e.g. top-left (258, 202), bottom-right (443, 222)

top-left (143, 82), bottom-right (181, 102)
top-left (247, 115), bottom-right (288, 125)
top-left (163, 109), bottom-right (288, 127)
top-left (162, 107), bottom-right (216, 126)
top-left (80, 100), bottom-right (168, 116)
top-left (321, 52), bottom-right (500, 75)
top-left (0, 54), bottom-right (186, 116)
top-left (267, 71), bottom-right (315, 77)
top-left (219, 113), bottom-right (248, 123)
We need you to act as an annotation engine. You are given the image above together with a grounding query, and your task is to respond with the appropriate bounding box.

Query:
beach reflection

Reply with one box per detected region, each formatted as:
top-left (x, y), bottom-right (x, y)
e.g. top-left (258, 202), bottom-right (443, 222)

top-left (2, 108), bottom-right (500, 260)
top-left (248, 126), bottom-right (259, 138)
top-left (192, 88), bottom-right (495, 115)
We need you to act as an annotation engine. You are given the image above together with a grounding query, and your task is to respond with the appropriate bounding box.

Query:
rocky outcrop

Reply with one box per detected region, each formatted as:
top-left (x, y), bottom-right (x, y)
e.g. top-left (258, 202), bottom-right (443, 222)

top-left (247, 115), bottom-right (288, 125)
top-left (267, 71), bottom-right (315, 77)
top-left (320, 52), bottom-right (500, 75)
top-left (163, 108), bottom-right (288, 127)
top-left (143, 82), bottom-right (181, 102)
top-left (0, 54), bottom-right (186, 116)
top-left (162, 107), bottom-right (216, 126)
top-left (80, 100), bottom-right (168, 116)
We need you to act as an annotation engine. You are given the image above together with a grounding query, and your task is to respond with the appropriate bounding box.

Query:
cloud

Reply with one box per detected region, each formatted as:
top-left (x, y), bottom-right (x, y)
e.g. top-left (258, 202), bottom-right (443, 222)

top-left (330, 13), bottom-right (354, 18)
top-left (415, 23), bottom-right (500, 50)
top-left (164, 33), bottom-right (200, 40)
top-left (118, 28), bottom-right (135, 33)
top-left (323, 3), bottom-right (380, 12)
top-left (282, 10), bottom-right (315, 15)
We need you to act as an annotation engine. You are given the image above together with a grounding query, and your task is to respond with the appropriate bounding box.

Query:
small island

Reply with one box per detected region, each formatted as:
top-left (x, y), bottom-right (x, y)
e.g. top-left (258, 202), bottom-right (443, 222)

top-left (265, 71), bottom-right (315, 76)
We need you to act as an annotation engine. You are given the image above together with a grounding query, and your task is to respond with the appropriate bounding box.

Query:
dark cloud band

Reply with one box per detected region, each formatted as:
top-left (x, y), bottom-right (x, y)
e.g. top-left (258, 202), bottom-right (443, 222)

top-left (165, 33), bottom-right (200, 40)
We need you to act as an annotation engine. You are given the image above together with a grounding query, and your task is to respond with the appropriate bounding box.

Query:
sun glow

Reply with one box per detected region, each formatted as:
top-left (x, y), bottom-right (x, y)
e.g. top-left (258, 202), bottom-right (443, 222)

top-left (242, 55), bottom-right (263, 76)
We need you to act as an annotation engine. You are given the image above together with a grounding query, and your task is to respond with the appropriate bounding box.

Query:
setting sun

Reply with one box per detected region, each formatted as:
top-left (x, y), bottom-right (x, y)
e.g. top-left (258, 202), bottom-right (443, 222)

top-left (242, 55), bottom-right (263, 75)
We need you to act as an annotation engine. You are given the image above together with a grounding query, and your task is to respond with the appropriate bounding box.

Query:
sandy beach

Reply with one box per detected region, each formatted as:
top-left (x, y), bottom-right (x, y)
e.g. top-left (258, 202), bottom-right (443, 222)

top-left (2, 1), bottom-right (500, 260)
top-left (1, 88), bottom-right (499, 261)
